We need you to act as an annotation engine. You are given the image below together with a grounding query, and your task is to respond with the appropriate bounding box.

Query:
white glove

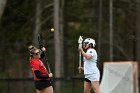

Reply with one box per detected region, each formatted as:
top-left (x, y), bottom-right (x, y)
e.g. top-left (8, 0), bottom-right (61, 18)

top-left (49, 73), bottom-right (53, 77)
top-left (78, 36), bottom-right (83, 49)
top-left (79, 43), bottom-right (82, 49)
top-left (78, 36), bottom-right (83, 44)
top-left (41, 47), bottom-right (46, 51)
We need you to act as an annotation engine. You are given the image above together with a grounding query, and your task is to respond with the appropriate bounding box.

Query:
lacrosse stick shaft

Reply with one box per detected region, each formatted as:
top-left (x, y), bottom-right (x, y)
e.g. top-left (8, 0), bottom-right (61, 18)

top-left (44, 52), bottom-right (51, 73)
top-left (79, 51), bottom-right (82, 73)
top-left (44, 52), bottom-right (53, 82)
top-left (78, 35), bottom-right (83, 73)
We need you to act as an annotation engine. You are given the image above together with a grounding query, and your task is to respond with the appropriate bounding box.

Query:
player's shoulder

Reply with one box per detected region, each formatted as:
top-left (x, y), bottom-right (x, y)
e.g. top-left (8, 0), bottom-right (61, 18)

top-left (87, 48), bottom-right (94, 53)
top-left (88, 49), bottom-right (97, 54)
top-left (88, 48), bottom-right (96, 52)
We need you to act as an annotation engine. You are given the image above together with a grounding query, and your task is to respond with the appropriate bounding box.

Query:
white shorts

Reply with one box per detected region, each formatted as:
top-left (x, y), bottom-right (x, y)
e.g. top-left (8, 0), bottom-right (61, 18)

top-left (85, 71), bottom-right (100, 81)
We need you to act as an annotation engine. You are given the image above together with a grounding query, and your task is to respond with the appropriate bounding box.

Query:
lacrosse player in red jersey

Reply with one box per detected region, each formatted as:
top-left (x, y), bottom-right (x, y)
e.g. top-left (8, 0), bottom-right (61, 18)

top-left (28, 45), bottom-right (53, 93)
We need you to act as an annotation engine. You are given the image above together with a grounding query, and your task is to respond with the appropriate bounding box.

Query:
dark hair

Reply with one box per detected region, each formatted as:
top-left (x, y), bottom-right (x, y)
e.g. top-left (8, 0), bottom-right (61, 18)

top-left (89, 43), bottom-right (94, 48)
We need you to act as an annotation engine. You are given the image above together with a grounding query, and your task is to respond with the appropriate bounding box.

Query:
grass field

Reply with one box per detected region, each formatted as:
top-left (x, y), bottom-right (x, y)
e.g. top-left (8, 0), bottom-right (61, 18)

top-left (137, 85), bottom-right (140, 93)
top-left (61, 79), bottom-right (94, 93)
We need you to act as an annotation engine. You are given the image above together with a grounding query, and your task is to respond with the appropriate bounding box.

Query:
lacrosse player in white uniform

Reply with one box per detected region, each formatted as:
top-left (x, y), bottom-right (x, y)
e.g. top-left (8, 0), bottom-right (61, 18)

top-left (79, 38), bottom-right (100, 93)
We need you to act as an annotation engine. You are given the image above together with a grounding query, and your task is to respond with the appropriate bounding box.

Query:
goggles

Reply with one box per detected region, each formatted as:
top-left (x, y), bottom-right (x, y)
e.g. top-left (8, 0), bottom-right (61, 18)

top-left (83, 42), bottom-right (89, 45)
top-left (35, 52), bottom-right (40, 55)
top-left (30, 49), bottom-right (40, 56)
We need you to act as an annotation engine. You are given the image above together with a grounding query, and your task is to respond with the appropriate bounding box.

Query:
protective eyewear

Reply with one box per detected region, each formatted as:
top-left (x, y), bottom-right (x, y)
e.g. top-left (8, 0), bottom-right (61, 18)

top-left (83, 42), bottom-right (89, 45)
top-left (35, 52), bottom-right (40, 55)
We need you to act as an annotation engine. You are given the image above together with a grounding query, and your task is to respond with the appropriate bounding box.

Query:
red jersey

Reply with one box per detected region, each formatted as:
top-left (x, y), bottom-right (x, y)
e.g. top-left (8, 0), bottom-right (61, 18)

top-left (30, 58), bottom-right (49, 80)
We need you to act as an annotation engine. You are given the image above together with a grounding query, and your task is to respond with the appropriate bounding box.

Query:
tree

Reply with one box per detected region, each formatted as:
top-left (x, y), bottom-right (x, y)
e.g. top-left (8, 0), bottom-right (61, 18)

top-left (0, 0), bottom-right (7, 21)
top-left (136, 0), bottom-right (140, 77)
top-left (34, 0), bottom-right (42, 46)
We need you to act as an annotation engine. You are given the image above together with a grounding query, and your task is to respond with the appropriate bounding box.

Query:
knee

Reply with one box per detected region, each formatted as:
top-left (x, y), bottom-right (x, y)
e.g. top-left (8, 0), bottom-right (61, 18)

top-left (93, 88), bottom-right (100, 93)
top-left (84, 88), bottom-right (90, 93)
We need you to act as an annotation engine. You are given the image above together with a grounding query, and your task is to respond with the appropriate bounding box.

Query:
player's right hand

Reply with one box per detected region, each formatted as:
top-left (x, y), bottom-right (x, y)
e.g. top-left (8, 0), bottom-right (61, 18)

top-left (78, 66), bottom-right (83, 71)
top-left (49, 73), bottom-right (53, 77)
top-left (41, 47), bottom-right (46, 51)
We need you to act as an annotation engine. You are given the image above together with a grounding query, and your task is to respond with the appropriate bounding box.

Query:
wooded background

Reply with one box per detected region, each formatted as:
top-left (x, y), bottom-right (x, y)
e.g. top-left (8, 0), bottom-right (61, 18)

top-left (0, 0), bottom-right (140, 93)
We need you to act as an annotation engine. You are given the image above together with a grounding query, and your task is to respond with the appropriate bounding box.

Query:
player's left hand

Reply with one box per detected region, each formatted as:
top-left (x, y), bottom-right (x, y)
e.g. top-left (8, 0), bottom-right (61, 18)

top-left (41, 47), bottom-right (46, 51)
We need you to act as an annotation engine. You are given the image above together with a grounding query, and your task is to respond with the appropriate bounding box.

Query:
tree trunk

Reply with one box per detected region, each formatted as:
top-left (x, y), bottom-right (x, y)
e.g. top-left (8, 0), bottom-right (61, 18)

top-left (34, 0), bottom-right (42, 46)
top-left (136, 0), bottom-right (140, 77)
top-left (98, 0), bottom-right (102, 62)
top-left (109, 0), bottom-right (113, 61)
top-left (54, 0), bottom-right (62, 92)
top-left (0, 0), bottom-right (7, 21)
top-left (60, 0), bottom-right (64, 77)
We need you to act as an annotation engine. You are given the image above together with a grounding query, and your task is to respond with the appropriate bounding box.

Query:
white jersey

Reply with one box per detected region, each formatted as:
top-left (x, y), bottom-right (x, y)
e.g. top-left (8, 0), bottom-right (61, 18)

top-left (83, 48), bottom-right (99, 75)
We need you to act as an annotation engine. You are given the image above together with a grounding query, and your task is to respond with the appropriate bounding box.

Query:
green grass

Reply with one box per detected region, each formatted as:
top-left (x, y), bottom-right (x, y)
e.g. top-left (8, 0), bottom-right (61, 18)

top-left (0, 82), bottom-right (7, 93)
top-left (61, 80), bottom-right (95, 93)
top-left (62, 80), bottom-right (83, 93)
top-left (139, 83), bottom-right (140, 93)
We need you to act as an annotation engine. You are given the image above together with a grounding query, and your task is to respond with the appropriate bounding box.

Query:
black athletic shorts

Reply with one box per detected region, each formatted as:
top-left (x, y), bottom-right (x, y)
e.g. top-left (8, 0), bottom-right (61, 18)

top-left (34, 80), bottom-right (52, 90)
top-left (84, 78), bottom-right (91, 83)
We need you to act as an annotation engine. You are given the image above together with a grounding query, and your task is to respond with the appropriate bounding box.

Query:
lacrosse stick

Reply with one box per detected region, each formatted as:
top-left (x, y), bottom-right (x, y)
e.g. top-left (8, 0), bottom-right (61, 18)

top-left (38, 34), bottom-right (51, 73)
top-left (78, 35), bottom-right (83, 73)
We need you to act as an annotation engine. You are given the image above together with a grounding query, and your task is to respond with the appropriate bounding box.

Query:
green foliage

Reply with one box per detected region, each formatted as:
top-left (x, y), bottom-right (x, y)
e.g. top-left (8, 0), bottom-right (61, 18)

top-left (62, 80), bottom-right (83, 93)
top-left (0, 82), bottom-right (7, 93)
top-left (0, 0), bottom-right (35, 77)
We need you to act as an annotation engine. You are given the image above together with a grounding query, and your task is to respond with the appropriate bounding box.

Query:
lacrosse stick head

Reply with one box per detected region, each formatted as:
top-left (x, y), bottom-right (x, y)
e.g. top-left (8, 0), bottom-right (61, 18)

top-left (78, 36), bottom-right (83, 44)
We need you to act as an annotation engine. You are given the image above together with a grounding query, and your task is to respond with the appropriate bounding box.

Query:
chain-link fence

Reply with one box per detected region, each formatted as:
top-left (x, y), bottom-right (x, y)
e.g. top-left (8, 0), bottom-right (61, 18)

top-left (0, 77), bottom-right (92, 93)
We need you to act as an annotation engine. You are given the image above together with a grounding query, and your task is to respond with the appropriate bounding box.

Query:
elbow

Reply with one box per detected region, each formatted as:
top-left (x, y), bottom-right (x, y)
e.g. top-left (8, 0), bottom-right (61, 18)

top-left (85, 56), bottom-right (92, 60)
top-left (85, 54), bottom-right (92, 60)
top-left (86, 57), bottom-right (91, 60)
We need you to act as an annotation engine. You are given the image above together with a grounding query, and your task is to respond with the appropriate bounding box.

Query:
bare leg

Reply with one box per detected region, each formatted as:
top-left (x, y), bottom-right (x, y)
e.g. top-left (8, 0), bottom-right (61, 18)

top-left (84, 81), bottom-right (92, 93)
top-left (91, 81), bottom-right (100, 93)
top-left (42, 86), bottom-right (54, 93)
top-left (37, 89), bottom-right (43, 93)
